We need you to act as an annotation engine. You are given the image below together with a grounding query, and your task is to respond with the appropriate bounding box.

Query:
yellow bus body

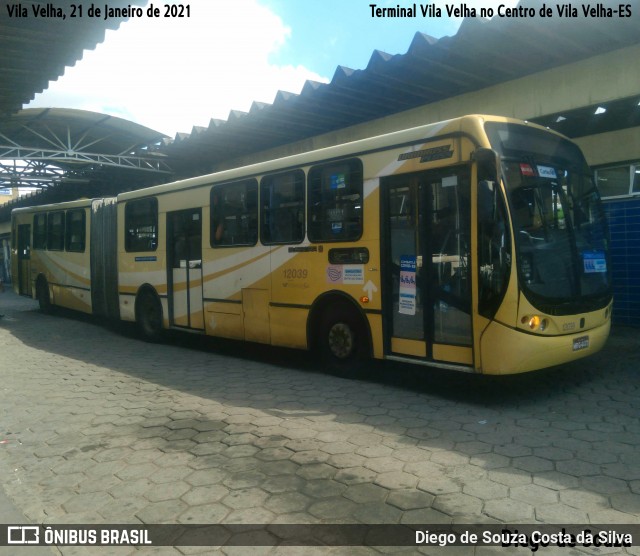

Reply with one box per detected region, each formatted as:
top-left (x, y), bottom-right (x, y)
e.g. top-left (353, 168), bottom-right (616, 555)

top-left (11, 199), bottom-right (93, 314)
top-left (12, 115), bottom-right (612, 375)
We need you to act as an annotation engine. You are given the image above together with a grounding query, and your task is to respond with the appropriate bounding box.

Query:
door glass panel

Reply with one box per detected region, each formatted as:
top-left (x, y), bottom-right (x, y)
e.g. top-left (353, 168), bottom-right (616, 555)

top-left (429, 169), bottom-right (472, 345)
top-left (170, 211), bottom-right (202, 269)
top-left (17, 224), bottom-right (31, 296)
top-left (389, 179), bottom-right (424, 341)
top-left (168, 209), bottom-right (203, 329)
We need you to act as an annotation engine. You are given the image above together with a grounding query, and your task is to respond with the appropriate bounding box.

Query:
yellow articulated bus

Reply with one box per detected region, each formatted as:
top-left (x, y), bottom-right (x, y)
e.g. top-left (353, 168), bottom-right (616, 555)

top-left (12, 115), bottom-right (613, 375)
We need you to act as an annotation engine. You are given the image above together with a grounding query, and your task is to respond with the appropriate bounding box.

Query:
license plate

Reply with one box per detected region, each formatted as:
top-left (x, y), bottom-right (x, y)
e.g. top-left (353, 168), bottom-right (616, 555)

top-left (573, 336), bottom-right (590, 351)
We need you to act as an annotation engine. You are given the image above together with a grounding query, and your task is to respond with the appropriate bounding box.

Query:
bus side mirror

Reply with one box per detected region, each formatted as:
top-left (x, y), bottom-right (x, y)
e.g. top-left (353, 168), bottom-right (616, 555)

top-left (473, 148), bottom-right (500, 184)
top-left (475, 148), bottom-right (501, 225)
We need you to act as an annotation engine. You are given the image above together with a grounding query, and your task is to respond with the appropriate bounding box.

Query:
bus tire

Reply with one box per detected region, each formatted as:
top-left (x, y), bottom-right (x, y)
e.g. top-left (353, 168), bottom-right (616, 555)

top-left (317, 303), bottom-right (370, 377)
top-left (136, 290), bottom-right (163, 342)
top-left (36, 276), bottom-right (52, 313)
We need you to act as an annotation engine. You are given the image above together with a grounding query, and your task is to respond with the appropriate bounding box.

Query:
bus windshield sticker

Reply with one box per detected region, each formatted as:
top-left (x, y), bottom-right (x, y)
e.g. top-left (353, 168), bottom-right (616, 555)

top-left (583, 251), bottom-right (607, 273)
top-left (399, 255), bottom-right (417, 315)
top-left (537, 165), bottom-right (557, 179)
top-left (519, 163), bottom-right (535, 176)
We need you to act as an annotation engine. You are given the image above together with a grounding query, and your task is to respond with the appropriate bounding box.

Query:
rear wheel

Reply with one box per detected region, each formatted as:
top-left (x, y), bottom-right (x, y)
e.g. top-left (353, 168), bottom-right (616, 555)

top-left (317, 304), bottom-right (370, 377)
top-left (136, 291), bottom-right (163, 342)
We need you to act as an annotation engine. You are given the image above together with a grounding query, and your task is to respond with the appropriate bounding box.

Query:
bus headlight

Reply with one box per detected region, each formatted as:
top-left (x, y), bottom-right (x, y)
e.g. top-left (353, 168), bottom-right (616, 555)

top-left (521, 315), bottom-right (548, 331)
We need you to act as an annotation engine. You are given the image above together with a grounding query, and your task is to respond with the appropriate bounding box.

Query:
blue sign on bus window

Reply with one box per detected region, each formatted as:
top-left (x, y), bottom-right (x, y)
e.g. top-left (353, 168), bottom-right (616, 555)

top-left (583, 251), bottom-right (606, 273)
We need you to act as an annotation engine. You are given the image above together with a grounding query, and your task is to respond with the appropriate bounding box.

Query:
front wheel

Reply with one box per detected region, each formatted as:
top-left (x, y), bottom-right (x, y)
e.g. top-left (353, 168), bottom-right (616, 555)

top-left (136, 291), bottom-right (164, 342)
top-left (317, 305), bottom-right (370, 377)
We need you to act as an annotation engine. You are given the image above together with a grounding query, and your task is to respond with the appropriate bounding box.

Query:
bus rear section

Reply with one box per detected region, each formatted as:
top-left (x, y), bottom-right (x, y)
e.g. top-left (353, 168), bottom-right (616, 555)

top-left (11, 198), bottom-right (119, 318)
top-left (12, 200), bottom-right (93, 313)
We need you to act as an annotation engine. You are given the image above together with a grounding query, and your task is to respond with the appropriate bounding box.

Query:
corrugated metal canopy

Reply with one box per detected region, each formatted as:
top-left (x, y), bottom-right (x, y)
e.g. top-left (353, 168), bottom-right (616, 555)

top-left (164, 0), bottom-right (640, 176)
top-left (2, 0), bottom-right (640, 190)
top-left (0, 108), bottom-right (169, 220)
top-left (0, 107), bottom-right (167, 167)
top-left (0, 0), bottom-right (146, 117)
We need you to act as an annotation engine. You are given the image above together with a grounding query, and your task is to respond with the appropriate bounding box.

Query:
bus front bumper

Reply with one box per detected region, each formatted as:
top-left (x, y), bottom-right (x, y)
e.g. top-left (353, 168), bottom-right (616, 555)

top-left (479, 318), bottom-right (611, 375)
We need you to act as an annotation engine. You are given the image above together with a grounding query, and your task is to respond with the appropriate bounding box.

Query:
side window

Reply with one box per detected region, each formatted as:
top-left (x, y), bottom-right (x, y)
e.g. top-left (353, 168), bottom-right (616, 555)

top-left (211, 180), bottom-right (258, 247)
top-left (47, 211), bottom-right (65, 251)
top-left (260, 170), bottom-right (305, 245)
top-left (125, 198), bottom-right (158, 252)
top-left (308, 158), bottom-right (363, 242)
top-left (66, 209), bottom-right (86, 252)
top-left (33, 213), bottom-right (47, 250)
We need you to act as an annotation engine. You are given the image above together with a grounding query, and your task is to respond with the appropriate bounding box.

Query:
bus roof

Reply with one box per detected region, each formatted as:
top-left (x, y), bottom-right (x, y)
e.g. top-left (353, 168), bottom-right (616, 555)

top-left (11, 197), bottom-right (95, 215)
top-left (118, 114), bottom-right (549, 203)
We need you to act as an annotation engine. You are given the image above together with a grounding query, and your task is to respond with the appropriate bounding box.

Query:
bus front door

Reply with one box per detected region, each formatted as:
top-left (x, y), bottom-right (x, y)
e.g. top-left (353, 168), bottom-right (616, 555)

top-left (167, 208), bottom-right (204, 331)
top-left (384, 167), bottom-right (473, 368)
top-left (17, 224), bottom-right (31, 296)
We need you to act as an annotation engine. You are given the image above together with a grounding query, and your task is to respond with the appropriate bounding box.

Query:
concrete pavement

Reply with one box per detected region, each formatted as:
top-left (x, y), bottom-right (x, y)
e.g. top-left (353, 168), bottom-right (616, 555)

top-left (1, 288), bottom-right (639, 554)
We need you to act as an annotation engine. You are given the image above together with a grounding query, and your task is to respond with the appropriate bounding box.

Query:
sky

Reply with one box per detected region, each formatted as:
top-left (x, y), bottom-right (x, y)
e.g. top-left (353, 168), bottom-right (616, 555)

top-left (28, 0), bottom-right (517, 138)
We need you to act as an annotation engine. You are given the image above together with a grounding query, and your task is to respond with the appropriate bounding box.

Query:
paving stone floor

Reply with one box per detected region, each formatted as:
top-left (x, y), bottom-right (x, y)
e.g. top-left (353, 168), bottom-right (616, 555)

top-left (1, 290), bottom-right (639, 555)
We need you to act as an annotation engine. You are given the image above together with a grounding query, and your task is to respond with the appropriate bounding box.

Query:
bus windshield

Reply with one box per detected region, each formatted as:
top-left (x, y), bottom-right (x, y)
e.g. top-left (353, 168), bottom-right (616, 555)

top-left (486, 122), bottom-right (611, 314)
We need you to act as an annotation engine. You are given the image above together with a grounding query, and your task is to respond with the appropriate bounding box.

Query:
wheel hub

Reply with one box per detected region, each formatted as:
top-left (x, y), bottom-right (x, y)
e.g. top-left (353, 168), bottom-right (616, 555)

top-left (328, 322), bottom-right (354, 359)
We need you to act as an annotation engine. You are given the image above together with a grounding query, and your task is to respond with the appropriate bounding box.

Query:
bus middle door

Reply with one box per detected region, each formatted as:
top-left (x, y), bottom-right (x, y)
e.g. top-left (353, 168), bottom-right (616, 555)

top-left (167, 208), bottom-right (204, 331)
